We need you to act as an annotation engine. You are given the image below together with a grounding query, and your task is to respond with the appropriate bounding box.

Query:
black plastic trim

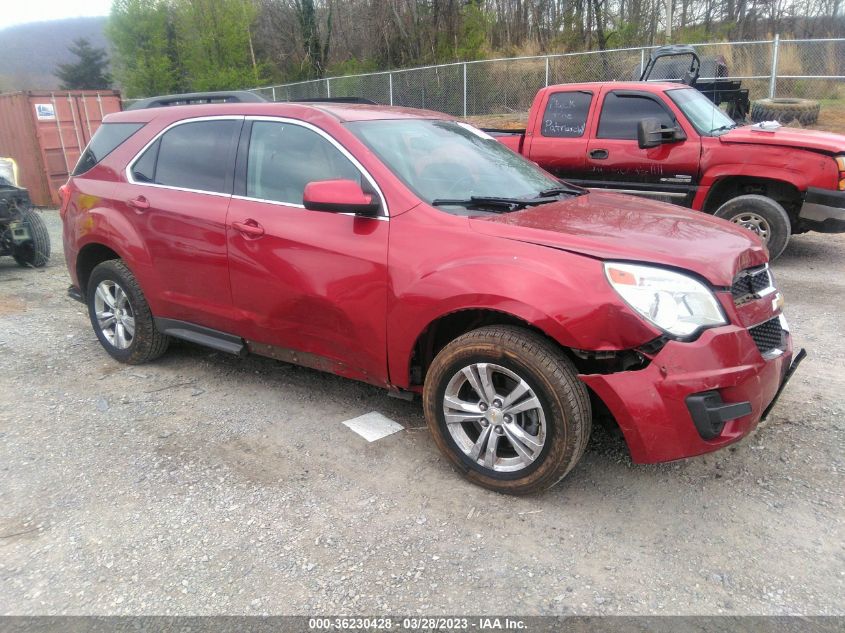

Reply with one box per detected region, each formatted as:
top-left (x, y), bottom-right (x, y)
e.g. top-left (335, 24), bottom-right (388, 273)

top-left (804, 187), bottom-right (845, 209)
top-left (686, 390), bottom-right (753, 440)
top-left (154, 318), bottom-right (246, 356)
top-left (67, 285), bottom-right (84, 303)
top-left (761, 348), bottom-right (807, 421)
top-left (126, 91), bottom-right (267, 110)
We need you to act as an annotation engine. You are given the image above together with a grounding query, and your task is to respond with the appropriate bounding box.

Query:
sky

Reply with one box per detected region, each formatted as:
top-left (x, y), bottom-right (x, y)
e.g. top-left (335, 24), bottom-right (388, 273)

top-left (0, 0), bottom-right (112, 30)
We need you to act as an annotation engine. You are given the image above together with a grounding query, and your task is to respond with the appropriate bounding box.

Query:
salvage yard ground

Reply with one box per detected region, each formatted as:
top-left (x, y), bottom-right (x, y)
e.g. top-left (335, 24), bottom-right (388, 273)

top-left (0, 212), bottom-right (843, 614)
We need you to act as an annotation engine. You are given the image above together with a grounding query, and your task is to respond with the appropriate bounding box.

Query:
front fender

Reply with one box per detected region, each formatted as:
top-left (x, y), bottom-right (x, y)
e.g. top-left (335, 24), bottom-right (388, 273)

top-left (693, 152), bottom-right (836, 209)
top-left (385, 212), bottom-right (661, 388)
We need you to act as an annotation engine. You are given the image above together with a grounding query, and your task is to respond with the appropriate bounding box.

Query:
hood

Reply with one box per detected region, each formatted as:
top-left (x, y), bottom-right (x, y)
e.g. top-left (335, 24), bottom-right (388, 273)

top-left (720, 126), bottom-right (845, 154)
top-left (469, 191), bottom-right (767, 286)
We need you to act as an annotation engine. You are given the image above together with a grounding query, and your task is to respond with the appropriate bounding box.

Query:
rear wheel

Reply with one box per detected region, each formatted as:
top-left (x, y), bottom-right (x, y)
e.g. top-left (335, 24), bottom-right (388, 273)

top-left (12, 208), bottom-right (51, 268)
top-left (87, 260), bottom-right (169, 364)
top-left (423, 325), bottom-right (591, 495)
top-left (714, 194), bottom-right (791, 260)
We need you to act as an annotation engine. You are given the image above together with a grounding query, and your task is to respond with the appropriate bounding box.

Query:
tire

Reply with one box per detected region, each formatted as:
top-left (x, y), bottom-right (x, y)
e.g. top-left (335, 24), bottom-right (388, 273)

top-left (751, 98), bottom-right (820, 125)
top-left (714, 195), bottom-right (791, 260)
top-left (423, 325), bottom-right (591, 495)
top-left (86, 259), bottom-right (170, 364)
top-left (12, 208), bottom-right (51, 268)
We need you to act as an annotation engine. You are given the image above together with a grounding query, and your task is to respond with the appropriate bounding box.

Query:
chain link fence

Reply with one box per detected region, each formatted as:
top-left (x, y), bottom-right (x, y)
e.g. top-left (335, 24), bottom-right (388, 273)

top-left (245, 37), bottom-right (845, 119)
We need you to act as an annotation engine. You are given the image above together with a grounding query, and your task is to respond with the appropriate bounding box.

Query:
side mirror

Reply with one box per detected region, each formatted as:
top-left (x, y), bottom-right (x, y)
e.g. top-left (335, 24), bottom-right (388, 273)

top-left (303, 179), bottom-right (380, 216)
top-left (637, 118), bottom-right (686, 149)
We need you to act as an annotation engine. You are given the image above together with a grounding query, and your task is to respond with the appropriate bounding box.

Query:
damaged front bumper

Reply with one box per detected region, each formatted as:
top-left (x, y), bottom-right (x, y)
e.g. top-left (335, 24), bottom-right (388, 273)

top-left (580, 325), bottom-right (804, 464)
top-left (799, 187), bottom-right (845, 233)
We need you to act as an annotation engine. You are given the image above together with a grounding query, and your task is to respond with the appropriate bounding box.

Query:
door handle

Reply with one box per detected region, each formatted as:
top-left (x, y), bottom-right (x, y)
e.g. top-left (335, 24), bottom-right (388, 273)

top-left (232, 219), bottom-right (265, 238)
top-left (590, 149), bottom-right (609, 160)
top-left (127, 195), bottom-right (150, 210)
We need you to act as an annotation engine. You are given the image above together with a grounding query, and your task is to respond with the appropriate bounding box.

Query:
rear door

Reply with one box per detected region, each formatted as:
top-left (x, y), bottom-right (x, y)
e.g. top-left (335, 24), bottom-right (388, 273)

top-left (524, 89), bottom-right (594, 180)
top-left (121, 117), bottom-right (242, 332)
top-left (580, 89), bottom-right (700, 205)
top-left (225, 118), bottom-right (390, 385)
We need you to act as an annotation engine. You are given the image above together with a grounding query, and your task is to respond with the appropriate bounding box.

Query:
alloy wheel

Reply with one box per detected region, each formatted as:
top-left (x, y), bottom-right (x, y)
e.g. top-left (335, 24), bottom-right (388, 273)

top-left (93, 280), bottom-right (136, 350)
top-left (442, 363), bottom-right (547, 473)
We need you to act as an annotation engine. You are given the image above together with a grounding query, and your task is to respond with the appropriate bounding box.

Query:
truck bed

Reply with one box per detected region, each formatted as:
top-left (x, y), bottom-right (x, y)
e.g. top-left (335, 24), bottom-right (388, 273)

top-left (482, 128), bottom-right (525, 153)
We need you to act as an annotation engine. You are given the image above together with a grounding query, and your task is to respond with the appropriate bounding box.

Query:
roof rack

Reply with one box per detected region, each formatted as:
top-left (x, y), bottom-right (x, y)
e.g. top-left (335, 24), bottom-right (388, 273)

top-left (125, 91), bottom-right (267, 110)
top-left (289, 97), bottom-right (378, 105)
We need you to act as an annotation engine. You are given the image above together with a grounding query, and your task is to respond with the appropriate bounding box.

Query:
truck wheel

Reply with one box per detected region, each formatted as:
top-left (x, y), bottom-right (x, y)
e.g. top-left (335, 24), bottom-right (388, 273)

top-left (87, 260), bottom-right (170, 364)
top-left (714, 195), bottom-right (791, 260)
top-left (12, 208), bottom-right (51, 268)
top-left (751, 98), bottom-right (820, 125)
top-left (423, 325), bottom-right (591, 495)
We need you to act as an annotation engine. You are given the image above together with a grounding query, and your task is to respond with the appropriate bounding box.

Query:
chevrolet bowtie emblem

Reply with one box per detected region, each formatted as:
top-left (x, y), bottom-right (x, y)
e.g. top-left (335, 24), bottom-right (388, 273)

top-left (772, 292), bottom-right (785, 312)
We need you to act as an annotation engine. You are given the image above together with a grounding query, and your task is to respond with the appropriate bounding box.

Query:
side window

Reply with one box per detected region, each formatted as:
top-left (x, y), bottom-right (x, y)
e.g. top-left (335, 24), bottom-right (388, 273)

top-left (131, 139), bottom-right (159, 183)
top-left (540, 91), bottom-right (592, 138)
top-left (73, 122), bottom-right (144, 176)
top-left (246, 121), bottom-right (361, 205)
top-left (597, 92), bottom-right (675, 140)
top-left (131, 120), bottom-right (238, 193)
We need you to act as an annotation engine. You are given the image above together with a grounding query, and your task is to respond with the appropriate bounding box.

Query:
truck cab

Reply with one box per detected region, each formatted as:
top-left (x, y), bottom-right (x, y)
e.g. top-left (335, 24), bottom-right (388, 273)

top-left (491, 81), bottom-right (845, 259)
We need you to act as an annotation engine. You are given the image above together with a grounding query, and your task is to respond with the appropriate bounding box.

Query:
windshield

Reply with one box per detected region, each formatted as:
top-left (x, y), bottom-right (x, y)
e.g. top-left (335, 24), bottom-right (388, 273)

top-left (667, 88), bottom-right (736, 135)
top-left (347, 119), bottom-right (563, 208)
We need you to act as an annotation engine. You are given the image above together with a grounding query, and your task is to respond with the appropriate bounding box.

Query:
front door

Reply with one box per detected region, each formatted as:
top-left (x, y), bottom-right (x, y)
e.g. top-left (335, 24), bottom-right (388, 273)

top-left (226, 119), bottom-right (390, 385)
top-left (580, 89), bottom-right (700, 205)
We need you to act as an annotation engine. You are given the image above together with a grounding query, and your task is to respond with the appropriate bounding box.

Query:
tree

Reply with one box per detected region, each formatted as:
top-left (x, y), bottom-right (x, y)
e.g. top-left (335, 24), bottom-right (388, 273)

top-left (294, 0), bottom-right (332, 78)
top-left (173, 0), bottom-right (261, 90)
top-left (55, 38), bottom-right (112, 89)
top-left (107, 0), bottom-right (182, 98)
top-left (108, 0), bottom-right (261, 97)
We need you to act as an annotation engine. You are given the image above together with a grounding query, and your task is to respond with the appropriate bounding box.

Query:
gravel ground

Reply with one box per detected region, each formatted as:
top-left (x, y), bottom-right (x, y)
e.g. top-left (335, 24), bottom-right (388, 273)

top-left (0, 210), bottom-right (843, 616)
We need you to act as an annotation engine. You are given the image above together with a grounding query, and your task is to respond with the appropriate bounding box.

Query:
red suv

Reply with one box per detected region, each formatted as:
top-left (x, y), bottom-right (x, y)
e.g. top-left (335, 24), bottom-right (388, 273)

top-left (61, 99), bottom-right (803, 494)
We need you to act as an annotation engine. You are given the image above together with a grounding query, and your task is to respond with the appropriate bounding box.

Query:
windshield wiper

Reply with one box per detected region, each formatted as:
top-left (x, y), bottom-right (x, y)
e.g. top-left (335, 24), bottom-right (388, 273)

top-left (536, 185), bottom-right (585, 198)
top-left (432, 188), bottom-right (583, 212)
top-left (432, 196), bottom-right (533, 212)
top-left (711, 123), bottom-right (737, 134)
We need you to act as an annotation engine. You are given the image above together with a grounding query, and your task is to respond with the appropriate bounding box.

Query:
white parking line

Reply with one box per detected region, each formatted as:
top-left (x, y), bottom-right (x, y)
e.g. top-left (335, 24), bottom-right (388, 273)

top-left (342, 412), bottom-right (404, 442)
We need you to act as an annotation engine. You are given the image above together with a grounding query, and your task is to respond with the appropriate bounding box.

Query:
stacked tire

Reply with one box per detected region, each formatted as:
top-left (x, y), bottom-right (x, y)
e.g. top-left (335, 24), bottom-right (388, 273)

top-left (750, 98), bottom-right (820, 126)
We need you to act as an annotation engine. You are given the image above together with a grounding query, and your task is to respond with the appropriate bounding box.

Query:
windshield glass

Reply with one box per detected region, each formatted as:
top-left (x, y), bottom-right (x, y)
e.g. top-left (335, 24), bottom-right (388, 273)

top-left (347, 119), bottom-right (562, 206)
top-left (667, 88), bottom-right (736, 135)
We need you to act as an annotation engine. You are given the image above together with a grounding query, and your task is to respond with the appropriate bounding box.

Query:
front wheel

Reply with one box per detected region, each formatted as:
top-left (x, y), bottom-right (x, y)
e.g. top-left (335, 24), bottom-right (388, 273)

top-left (714, 195), bottom-right (791, 260)
top-left (423, 326), bottom-right (591, 495)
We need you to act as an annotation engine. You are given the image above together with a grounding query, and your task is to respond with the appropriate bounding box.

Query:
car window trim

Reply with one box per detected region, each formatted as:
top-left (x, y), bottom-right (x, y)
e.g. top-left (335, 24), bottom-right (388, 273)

top-left (125, 115), bottom-right (244, 198)
top-left (596, 90), bottom-right (678, 141)
top-left (232, 115), bottom-right (389, 219)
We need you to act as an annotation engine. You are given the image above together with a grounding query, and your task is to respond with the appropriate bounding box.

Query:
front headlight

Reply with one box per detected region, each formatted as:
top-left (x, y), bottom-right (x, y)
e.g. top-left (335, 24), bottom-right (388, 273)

top-left (604, 262), bottom-right (727, 338)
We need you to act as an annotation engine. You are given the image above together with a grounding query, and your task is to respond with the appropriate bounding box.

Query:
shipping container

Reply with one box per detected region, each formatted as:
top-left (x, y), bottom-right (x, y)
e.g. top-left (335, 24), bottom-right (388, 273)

top-left (0, 90), bottom-right (122, 206)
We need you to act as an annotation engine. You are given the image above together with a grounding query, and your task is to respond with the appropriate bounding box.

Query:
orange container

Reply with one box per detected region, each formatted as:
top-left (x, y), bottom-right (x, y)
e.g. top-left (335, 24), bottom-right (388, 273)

top-left (0, 90), bottom-right (122, 206)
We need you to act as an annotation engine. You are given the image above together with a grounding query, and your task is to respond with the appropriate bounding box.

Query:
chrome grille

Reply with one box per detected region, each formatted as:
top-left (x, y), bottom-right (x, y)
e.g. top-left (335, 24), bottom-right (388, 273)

top-left (732, 266), bottom-right (773, 302)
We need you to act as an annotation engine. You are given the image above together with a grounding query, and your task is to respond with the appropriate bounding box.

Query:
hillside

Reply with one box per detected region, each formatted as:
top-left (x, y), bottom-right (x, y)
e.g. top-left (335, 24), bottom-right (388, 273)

top-left (0, 16), bottom-right (109, 92)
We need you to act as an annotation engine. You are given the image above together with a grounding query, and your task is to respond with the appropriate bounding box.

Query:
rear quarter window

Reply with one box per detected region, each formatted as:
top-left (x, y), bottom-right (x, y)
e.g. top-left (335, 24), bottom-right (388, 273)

top-left (541, 91), bottom-right (592, 137)
top-left (72, 122), bottom-right (145, 176)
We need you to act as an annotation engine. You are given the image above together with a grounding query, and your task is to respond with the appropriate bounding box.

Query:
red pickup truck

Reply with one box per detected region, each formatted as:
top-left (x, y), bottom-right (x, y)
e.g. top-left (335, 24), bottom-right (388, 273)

top-left (490, 81), bottom-right (845, 259)
top-left (62, 99), bottom-right (802, 494)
